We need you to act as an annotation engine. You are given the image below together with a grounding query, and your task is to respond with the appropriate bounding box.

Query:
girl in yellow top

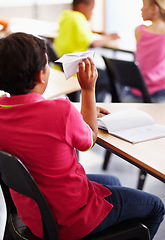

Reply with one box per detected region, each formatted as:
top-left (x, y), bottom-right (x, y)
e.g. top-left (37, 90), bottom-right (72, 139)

top-left (54, 0), bottom-right (119, 57)
top-left (54, 0), bottom-right (120, 102)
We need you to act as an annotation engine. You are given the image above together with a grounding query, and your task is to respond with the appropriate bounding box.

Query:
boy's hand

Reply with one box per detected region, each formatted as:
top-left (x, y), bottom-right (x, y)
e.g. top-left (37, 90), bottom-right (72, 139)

top-left (96, 106), bottom-right (110, 118)
top-left (77, 57), bottom-right (98, 91)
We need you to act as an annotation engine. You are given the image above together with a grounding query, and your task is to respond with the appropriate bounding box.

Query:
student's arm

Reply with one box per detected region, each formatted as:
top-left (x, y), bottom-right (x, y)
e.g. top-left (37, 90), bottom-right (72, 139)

top-left (135, 26), bottom-right (141, 42)
top-left (77, 58), bottom-right (98, 145)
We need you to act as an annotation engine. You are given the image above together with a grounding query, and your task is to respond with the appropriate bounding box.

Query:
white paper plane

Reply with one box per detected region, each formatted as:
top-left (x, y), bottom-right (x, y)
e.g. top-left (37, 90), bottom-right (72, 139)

top-left (55, 50), bottom-right (95, 80)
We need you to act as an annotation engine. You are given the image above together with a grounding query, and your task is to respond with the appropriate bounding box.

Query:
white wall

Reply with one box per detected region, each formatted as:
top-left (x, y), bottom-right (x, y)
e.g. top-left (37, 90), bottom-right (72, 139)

top-left (105, 0), bottom-right (143, 43)
top-left (0, 1), bottom-right (72, 22)
top-left (0, 0), bottom-right (104, 32)
top-left (90, 0), bottom-right (105, 32)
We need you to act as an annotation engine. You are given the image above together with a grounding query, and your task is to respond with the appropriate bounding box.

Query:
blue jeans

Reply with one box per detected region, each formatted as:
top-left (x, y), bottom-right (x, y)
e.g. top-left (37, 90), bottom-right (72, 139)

top-left (87, 174), bottom-right (165, 240)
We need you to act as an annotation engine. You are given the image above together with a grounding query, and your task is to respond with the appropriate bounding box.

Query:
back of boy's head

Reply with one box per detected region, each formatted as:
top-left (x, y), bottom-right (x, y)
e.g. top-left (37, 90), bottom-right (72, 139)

top-left (0, 32), bottom-right (47, 95)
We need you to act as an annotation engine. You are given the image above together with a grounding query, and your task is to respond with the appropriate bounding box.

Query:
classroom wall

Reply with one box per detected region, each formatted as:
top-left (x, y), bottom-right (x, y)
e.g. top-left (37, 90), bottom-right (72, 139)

top-left (0, 3), bottom-right (71, 22)
top-left (0, 1), bottom-right (104, 32)
top-left (105, 0), bottom-right (143, 43)
top-left (90, 0), bottom-right (105, 32)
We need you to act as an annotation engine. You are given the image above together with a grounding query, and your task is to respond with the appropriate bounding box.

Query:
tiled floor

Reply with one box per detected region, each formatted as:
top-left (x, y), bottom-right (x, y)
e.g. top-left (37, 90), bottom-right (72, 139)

top-left (79, 144), bottom-right (165, 240)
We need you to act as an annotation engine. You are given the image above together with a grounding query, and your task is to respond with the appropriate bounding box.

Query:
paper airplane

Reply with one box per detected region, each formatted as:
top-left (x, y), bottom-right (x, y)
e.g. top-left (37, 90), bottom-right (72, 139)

top-left (55, 50), bottom-right (95, 80)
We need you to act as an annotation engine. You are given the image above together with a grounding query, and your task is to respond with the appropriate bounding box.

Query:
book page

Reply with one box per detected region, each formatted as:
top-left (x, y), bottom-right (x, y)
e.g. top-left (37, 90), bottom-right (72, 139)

top-left (97, 109), bottom-right (154, 133)
top-left (111, 123), bottom-right (165, 143)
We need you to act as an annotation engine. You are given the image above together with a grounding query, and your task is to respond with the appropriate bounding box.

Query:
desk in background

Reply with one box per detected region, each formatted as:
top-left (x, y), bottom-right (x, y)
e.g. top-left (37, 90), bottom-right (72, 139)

top-left (103, 38), bottom-right (136, 62)
top-left (104, 37), bottom-right (136, 54)
top-left (43, 68), bottom-right (80, 100)
top-left (5, 18), bottom-right (58, 39)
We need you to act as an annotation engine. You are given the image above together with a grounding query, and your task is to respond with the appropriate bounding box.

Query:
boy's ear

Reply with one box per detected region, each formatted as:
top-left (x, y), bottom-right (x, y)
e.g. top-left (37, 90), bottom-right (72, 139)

top-left (36, 69), bottom-right (45, 84)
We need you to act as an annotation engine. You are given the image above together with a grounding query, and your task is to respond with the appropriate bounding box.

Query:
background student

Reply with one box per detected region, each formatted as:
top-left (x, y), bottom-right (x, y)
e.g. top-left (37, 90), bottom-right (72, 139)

top-left (122, 0), bottom-right (165, 103)
top-left (54, 0), bottom-right (120, 102)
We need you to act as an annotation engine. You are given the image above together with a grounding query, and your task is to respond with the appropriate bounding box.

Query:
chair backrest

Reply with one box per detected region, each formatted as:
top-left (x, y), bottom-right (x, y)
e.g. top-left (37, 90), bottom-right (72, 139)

top-left (0, 150), bottom-right (58, 240)
top-left (102, 56), bottom-right (152, 103)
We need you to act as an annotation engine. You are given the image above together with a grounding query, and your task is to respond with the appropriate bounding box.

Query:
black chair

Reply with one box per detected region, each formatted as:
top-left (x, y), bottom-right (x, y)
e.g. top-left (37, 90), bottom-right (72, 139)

top-left (0, 150), bottom-right (150, 240)
top-left (102, 56), bottom-right (152, 190)
top-left (0, 150), bottom-right (58, 240)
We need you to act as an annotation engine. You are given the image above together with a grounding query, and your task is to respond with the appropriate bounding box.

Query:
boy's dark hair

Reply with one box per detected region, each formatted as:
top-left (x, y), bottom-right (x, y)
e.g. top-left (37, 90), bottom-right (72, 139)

top-left (73, 0), bottom-right (94, 7)
top-left (0, 32), bottom-right (47, 95)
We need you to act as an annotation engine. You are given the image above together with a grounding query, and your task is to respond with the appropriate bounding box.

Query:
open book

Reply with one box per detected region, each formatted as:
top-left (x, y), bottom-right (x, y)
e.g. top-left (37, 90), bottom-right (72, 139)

top-left (97, 108), bottom-right (165, 143)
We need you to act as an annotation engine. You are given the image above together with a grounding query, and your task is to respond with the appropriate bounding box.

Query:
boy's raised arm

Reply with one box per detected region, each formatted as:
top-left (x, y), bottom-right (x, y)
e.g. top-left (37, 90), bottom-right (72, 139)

top-left (77, 57), bottom-right (98, 145)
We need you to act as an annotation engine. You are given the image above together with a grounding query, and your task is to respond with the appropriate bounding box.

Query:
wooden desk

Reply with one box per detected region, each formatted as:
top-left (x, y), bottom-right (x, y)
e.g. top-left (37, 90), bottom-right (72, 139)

top-left (95, 103), bottom-right (165, 183)
top-left (104, 38), bottom-right (136, 55)
top-left (9, 18), bottom-right (58, 39)
top-left (43, 68), bottom-right (80, 100)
